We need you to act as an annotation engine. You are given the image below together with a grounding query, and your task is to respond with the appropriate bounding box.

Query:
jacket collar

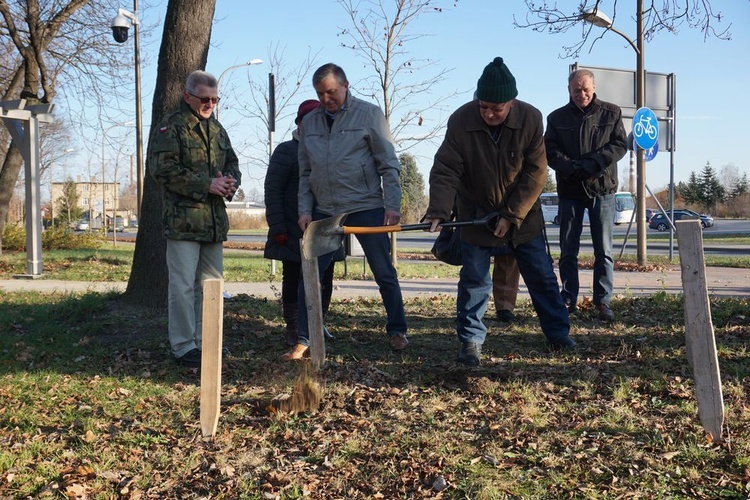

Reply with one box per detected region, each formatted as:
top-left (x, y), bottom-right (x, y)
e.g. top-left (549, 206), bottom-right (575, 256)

top-left (567, 93), bottom-right (601, 115)
top-left (465, 99), bottom-right (522, 133)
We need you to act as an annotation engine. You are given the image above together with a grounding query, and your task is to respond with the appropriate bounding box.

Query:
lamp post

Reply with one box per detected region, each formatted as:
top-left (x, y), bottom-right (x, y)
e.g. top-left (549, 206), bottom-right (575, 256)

top-left (582, 1), bottom-right (647, 265)
top-left (111, 1), bottom-right (144, 222)
top-left (215, 59), bottom-right (263, 120)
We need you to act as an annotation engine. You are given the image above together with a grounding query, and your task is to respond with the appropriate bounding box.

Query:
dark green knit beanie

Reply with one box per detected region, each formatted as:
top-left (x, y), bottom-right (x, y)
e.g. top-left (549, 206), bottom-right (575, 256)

top-left (476, 57), bottom-right (518, 103)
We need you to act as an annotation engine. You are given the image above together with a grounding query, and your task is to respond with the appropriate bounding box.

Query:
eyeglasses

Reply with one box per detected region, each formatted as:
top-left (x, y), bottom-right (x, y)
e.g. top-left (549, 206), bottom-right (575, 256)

top-left (478, 102), bottom-right (511, 114)
top-left (188, 92), bottom-right (220, 104)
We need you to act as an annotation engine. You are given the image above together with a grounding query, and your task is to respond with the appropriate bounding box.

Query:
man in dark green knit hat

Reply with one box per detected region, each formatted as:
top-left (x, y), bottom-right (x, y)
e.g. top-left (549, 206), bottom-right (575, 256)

top-left (424, 57), bottom-right (575, 366)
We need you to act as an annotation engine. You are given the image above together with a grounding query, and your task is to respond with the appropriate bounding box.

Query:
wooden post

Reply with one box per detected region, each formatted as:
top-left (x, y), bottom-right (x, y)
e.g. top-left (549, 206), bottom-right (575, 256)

top-left (301, 241), bottom-right (325, 370)
top-left (676, 220), bottom-right (724, 442)
top-left (200, 278), bottom-right (223, 438)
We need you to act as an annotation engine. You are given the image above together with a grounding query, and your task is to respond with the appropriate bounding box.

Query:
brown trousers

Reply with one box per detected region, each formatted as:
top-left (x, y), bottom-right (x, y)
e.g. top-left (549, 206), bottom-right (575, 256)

top-left (492, 252), bottom-right (520, 311)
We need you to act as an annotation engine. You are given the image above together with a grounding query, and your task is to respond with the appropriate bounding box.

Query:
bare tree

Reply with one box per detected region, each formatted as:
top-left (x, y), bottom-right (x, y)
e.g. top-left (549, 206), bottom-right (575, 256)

top-left (513, 0), bottom-right (732, 59)
top-left (123, 0), bottom-right (217, 308)
top-left (231, 43), bottom-right (321, 185)
top-left (336, 0), bottom-right (460, 151)
top-left (0, 0), bottom-right (140, 248)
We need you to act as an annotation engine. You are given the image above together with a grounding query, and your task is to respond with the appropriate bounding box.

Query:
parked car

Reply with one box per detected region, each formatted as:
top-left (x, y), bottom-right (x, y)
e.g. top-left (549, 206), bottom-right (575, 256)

top-left (648, 209), bottom-right (715, 232)
top-left (73, 220), bottom-right (89, 231)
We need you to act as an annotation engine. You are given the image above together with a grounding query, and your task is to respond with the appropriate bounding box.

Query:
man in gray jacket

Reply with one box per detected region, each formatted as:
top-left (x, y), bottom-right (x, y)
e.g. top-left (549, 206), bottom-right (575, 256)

top-left (281, 63), bottom-right (408, 360)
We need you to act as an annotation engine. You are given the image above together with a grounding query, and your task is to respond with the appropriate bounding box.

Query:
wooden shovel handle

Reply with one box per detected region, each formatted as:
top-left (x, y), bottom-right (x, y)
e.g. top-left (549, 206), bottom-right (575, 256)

top-left (340, 214), bottom-right (499, 235)
top-left (341, 223), bottom-right (429, 235)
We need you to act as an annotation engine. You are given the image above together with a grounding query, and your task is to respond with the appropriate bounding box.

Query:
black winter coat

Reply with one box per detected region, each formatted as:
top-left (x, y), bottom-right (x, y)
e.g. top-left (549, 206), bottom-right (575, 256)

top-left (264, 139), bottom-right (303, 262)
top-left (545, 95), bottom-right (627, 200)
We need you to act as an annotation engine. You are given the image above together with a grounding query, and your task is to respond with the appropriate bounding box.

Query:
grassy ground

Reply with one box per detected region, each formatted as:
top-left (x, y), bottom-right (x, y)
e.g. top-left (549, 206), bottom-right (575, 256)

top-left (1, 245), bottom-right (748, 283)
top-left (0, 286), bottom-right (748, 498)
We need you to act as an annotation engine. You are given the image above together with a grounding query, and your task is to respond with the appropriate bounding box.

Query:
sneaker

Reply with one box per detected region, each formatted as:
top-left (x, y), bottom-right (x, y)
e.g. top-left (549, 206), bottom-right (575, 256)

top-left (597, 303), bottom-right (615, 321)
top-left (548, 336), bottom-right (577, 351)
top-left (174, 348), bottom-right (201, 368)
top-left (323, 326), bottom-right (336, 341)
top-left (457, 342), bottom-right (482, 366)
top-left (390, 333), bottom-right (409, 351)
top-left (496, 309), bottom-right (516, 323)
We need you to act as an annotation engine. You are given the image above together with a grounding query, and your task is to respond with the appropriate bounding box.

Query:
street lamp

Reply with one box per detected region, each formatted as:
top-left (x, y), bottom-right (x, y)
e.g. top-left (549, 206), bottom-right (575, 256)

top-left (215, 59), bottom-right (263, 120)
top-left (111, 2), bottom-right (144, 222)
top-left (581, 1), bottom-right (648, 265)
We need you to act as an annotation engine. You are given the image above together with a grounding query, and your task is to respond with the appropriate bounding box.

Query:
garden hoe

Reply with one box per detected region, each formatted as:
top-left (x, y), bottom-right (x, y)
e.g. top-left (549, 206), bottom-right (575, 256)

top-left (301, 211), bottom-right (500, 259)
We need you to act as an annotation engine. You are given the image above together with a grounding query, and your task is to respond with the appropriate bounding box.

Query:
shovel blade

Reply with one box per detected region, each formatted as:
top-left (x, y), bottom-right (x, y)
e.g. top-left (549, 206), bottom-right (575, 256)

top-left (302, 213), bottom-right (347, 259)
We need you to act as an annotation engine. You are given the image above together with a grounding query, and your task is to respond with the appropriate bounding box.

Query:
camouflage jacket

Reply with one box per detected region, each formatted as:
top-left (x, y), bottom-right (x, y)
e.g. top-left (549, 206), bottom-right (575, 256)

top-left (149, 101), bottom-right (241, 242)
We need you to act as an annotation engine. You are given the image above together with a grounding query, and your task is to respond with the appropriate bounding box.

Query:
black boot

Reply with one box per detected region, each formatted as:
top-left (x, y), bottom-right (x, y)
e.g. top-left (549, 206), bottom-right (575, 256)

top-left (282, 302), bottom-right (298, 346)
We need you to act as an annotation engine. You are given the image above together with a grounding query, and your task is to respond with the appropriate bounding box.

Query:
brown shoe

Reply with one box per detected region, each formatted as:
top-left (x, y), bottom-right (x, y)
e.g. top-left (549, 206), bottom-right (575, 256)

top-left (280, 343), bottom-right (309, 361)
top-left (597, 303), bottom-right (615, 321)
top-left (390, 333), bottom-right (409, 351)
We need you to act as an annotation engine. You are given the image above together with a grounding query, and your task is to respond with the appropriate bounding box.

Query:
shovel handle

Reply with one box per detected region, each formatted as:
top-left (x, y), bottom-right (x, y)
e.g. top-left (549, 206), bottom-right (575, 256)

top-left (340, 214), bottom-right (499, 235)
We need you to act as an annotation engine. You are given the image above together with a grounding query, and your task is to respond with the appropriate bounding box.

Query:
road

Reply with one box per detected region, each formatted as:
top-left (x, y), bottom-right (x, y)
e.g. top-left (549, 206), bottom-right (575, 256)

top-left (224, 219), bottom-right (750, 257)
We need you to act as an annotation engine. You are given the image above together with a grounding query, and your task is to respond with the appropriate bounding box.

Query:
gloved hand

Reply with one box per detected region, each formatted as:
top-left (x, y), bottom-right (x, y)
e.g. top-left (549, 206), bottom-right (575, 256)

top-left (571, 160), bottom-right (600, 181)
top-left (273, 232), bottom-right (288, 246)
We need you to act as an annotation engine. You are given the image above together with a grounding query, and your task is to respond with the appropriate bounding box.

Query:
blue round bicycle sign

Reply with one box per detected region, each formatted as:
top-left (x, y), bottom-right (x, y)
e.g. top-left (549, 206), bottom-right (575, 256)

top-left (632, 107), bottom-right (659, 150)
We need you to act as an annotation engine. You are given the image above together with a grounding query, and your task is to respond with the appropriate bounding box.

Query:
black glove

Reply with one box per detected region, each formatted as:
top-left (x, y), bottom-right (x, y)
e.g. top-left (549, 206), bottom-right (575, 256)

top-left (571, 160), bottom-right (601, 181)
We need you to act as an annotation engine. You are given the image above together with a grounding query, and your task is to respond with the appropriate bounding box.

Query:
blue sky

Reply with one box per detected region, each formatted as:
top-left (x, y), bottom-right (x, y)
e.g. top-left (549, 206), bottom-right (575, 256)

top-left (74, 0), bottom-right (750, 198)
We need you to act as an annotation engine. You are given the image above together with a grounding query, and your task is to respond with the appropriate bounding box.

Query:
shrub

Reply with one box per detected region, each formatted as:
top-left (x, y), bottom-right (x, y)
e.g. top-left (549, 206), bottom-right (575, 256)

top-left (1, 224), bottom-right (102, 251)
top-left (227, 212), bottom-right (267, 230)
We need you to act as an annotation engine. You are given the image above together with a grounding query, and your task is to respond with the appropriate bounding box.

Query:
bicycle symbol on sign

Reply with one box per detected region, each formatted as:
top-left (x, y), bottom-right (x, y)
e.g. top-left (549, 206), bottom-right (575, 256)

top-left (633, 115), bottom-right (658, 140)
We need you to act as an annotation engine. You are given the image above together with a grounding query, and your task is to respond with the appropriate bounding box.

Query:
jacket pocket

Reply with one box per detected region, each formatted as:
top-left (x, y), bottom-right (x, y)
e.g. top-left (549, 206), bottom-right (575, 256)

top-left (172, 199), bottom-right (206, 234)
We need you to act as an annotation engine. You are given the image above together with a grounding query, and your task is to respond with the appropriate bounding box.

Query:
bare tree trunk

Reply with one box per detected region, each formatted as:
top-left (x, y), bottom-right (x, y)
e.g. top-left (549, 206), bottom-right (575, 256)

top-left (123, 0), bottom-right (216, 308)
top-left (0, 64), bottom-right (25, 252)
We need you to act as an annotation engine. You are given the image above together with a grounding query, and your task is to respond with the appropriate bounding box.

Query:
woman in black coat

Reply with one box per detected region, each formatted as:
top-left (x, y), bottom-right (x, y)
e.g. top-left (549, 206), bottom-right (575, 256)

top-left (264, 100), bottom-right (338, 345)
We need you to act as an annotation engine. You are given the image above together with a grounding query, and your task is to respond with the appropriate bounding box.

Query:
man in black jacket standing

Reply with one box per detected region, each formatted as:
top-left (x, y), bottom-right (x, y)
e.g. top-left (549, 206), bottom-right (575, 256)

top-left (545, 69), bottom-right (627, 321)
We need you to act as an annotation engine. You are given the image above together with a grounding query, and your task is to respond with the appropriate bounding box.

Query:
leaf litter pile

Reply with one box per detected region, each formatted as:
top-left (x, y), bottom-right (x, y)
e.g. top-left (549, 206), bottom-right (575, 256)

top-left (0, 290), bottom-right (748, 498)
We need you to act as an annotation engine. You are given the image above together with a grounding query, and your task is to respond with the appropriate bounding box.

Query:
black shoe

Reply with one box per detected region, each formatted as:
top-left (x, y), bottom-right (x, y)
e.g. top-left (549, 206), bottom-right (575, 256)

top-left (496, 309), bottom-right (516, 323)
top-left (175, 348), bottom-right (201, 368)
top-left (597, 303), bottom-right (615, 321)
top-left (548, 336), bottom-right (577, 352)
top-left (457, 342), bottom-right (482, 366)
top-left (565, 300), bottom-right (578, 314)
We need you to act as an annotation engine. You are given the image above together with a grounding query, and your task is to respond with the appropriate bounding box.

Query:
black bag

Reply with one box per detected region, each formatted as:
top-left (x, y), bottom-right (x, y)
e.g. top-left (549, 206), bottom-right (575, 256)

top-left (431, 225), bottom-right (462, 266)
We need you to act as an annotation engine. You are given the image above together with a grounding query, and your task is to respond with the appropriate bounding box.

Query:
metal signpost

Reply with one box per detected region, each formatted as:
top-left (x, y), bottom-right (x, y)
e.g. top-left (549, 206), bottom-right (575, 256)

top-left (1, 99), bottom-right (55, 277)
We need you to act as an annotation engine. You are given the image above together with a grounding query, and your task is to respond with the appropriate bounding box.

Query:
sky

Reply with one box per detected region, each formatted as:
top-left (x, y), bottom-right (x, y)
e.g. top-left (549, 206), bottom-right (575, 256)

top-left (60, 0), bottom-right (750, 199)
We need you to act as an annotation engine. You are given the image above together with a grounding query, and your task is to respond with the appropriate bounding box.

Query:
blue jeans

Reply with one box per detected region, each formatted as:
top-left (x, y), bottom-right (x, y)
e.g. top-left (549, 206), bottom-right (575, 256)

top-left (558, 194), bottom-right (615, 306)
top-left (457, 234), bottom-right (570, 345)
top-left (296, 208), bottom-right (407, 346)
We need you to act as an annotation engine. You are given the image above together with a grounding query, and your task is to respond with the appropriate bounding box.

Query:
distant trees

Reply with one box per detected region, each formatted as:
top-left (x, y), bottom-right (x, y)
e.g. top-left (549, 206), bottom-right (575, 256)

top-left (336, 0), bottom-right (459, 152)
top-left (398, 153), bottom-right (426, 223)
top-left (56, 179), bottom-right (83, 226)
top-left (671, 161), bottom-right (749, 217)
top-left (0, 0), bottom-right (135, 248)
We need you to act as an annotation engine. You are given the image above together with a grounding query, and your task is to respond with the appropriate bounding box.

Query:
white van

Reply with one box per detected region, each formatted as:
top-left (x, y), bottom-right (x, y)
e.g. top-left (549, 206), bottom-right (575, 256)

top-left (539, 191), bottom-right (635, 225)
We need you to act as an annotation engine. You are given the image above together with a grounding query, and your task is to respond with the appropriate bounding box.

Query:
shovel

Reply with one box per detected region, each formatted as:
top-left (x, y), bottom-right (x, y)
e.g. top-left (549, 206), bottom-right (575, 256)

top-left (302, 212), bottom-right (500, 259)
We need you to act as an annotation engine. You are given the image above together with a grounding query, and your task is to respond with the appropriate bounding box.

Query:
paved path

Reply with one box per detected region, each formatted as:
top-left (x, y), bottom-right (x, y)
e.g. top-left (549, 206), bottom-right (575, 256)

top-left (2, 266), bottom-right (748, 299)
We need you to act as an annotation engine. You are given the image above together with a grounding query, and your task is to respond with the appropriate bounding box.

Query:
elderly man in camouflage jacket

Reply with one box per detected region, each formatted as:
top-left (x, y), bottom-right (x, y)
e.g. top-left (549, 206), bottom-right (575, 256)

top-left (150, 70), bottom-right (241, 368)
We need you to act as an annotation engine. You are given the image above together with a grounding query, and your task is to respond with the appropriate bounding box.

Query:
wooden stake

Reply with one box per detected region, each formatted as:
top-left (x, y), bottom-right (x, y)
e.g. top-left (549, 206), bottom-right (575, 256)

top-left (200, 278), bottom-right (223, 438)
top-left (301, 241), bottom-right (325, 371)
top-left (676, 220), bottom-right (724, 442)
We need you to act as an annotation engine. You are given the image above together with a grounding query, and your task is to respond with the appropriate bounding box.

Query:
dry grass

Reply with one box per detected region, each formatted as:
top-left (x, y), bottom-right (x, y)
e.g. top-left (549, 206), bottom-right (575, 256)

top-left (0, 290), bottom-right (748, 498)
